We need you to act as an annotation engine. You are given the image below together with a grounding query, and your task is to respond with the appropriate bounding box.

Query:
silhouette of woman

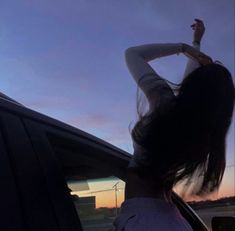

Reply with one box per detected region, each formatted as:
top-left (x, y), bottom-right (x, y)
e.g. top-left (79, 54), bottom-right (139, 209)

top-left (113, 19), bottom-right (235, 231)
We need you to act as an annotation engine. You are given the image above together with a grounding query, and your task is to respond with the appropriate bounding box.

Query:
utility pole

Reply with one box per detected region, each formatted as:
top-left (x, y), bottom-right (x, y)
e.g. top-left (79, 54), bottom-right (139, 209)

top-left (112, 182), bottom-right (119, 216)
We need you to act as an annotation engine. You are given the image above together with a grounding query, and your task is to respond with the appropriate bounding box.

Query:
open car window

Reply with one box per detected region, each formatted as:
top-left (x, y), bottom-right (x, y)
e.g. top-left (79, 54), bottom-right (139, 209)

top-left (67, 176), bottom-right (125, 231)
top-left (42, 127), bottom-right (128, 231)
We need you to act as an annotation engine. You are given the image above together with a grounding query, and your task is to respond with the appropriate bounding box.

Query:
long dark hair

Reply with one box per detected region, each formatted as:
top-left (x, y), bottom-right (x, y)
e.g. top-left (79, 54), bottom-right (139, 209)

top-left (129, 63), bottom-right (235, 196)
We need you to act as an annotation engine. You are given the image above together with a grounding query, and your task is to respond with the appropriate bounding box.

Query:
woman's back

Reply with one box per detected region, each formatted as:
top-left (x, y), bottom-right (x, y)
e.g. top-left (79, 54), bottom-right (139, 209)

top-left (113, 198), bottom-right (193, 231)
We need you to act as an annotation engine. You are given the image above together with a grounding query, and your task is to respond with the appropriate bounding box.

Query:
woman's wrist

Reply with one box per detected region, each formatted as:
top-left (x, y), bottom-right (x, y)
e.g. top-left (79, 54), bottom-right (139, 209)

top-left (193, 40), bottom-right (200, 45)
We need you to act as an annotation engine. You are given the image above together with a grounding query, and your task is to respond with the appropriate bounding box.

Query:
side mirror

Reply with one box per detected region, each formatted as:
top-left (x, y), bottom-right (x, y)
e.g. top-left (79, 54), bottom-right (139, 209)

top-left (212, 217), bottom-right (235, 231)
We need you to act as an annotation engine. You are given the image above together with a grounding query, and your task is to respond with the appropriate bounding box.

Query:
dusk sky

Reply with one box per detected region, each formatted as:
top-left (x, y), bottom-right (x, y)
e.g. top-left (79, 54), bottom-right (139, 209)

top-left (1, 0), bottom-right (234, 197)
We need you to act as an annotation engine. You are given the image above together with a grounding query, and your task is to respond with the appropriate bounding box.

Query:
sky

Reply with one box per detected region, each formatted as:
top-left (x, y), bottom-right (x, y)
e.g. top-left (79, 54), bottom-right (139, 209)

top-left (0, 0), bottom-right (234, 198)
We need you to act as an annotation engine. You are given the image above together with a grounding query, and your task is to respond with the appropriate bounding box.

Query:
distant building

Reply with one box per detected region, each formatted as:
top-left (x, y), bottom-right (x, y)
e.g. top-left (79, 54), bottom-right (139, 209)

top-left (73, 196), bottom-right (96, 215)
top-left (79, 196), bottom-right (96, 210)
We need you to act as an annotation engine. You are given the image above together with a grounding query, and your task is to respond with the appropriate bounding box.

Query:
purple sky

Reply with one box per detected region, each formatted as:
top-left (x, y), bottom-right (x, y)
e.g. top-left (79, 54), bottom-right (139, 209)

top-left (1, 0), bottom-right (234, 196)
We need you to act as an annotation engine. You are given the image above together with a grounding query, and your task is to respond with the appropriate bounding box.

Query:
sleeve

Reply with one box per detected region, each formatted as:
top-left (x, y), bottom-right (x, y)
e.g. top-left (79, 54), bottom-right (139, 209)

top-left (183, 42), bottom-right (201, 78)
top-left (125, 43), bottom-right (183, 111)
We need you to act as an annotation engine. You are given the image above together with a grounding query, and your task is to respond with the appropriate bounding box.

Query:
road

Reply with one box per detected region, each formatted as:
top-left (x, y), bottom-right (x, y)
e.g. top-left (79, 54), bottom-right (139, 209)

top-left (195, 206), bottom-right (235, 230)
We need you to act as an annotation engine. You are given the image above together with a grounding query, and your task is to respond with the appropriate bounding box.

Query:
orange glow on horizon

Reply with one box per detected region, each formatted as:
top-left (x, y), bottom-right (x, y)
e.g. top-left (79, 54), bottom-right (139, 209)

top-left (69, 167), bottom-right (234, 209)
top-left (174, 167), bottom-right (235, 202)
top-left (70, 177), bottom-right (125, 208)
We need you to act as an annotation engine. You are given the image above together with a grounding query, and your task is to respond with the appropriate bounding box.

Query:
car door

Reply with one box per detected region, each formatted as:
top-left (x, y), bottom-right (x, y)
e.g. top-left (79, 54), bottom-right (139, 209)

top-left (22, 115), bottom-right (130, 231)
top-left (0, 112), bottom-right (26, 231)
top-left (0, 109), bottom-right (83, 231)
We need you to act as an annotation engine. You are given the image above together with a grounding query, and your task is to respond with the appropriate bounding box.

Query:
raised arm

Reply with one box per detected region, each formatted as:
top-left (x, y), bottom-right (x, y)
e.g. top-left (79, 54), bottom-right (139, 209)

top-left (125, 43), bottom-right (183, 79)
top-left (183, 42), bottom-right (201, 77)
top-left (184, 19), bottom-right (205, 78)
top-left (125, 43), bottom-right (183, 111)
top-left (125, 38), bottom-right (212, 112)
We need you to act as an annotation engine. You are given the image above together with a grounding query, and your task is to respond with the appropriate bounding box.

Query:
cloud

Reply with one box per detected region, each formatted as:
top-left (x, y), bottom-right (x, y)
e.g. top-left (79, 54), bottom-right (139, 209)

top-left (68, 113), bottom-right (133, 151)
top-left (25, 95), bottom-right (71, 110)
top-left (69, 113), bottom-right (112, 128)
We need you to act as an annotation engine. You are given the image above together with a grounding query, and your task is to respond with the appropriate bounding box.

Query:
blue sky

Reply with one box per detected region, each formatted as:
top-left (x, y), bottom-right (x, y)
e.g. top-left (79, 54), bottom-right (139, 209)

top-left (1, 0), bottom-right (234, 197)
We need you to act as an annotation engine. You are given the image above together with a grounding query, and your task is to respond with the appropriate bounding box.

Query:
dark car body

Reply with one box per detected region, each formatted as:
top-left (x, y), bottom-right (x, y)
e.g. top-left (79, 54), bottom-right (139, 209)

top-left (0, 95), bottom-right (209, 231)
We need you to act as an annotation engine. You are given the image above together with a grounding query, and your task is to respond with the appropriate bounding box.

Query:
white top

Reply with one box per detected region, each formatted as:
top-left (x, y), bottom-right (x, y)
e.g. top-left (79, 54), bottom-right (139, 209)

top-left (113, 42), bottom-right (201, 231)
top-left (126, 42), bottom-right (200, 168)
top-left (113, 198), bottom-right (193, 231)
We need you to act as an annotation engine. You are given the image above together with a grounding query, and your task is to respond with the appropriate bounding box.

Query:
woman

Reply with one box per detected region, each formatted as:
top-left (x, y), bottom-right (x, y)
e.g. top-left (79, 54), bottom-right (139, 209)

top-left (113, 19), bottom-right (235, 231)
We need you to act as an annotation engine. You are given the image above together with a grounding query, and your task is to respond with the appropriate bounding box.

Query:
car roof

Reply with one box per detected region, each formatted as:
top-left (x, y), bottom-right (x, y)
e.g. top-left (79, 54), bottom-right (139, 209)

top-left (0, 94), bottom-right (131, 160)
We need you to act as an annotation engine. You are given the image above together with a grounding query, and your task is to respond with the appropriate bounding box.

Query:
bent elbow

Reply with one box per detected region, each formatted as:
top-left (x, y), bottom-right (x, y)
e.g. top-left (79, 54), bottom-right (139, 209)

top-left (125, 47), bottom-right (134, 56)
top-left (125, 47), bottom-right (137, 61)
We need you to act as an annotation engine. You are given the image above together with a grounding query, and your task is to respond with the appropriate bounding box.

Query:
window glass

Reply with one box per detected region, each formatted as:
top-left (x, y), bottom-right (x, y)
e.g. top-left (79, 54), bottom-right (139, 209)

top-left (67, 176), bottom-right (125, 231)
top-left (175, 166), bottom-right (235, 231)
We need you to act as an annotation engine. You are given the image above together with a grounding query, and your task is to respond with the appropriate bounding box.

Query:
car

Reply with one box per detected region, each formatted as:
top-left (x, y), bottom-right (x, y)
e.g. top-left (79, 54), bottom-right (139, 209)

top-left (0, 94), bottom-right (234, 231)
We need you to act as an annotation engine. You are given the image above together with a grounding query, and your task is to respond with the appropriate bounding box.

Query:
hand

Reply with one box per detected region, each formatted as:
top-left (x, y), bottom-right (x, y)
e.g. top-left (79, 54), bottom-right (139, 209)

top-left (191, 18), bottom-right (205, 43)
top-left (182, 43), bottom-right (213, 65)
top-left (197, 53), bottom-right (213, 65)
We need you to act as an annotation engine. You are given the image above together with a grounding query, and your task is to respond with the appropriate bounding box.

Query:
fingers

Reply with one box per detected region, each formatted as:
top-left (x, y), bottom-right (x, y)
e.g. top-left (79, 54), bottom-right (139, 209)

top-left (198, 52), bottom-right (213, 65)
top-left (190, 18), bottom-right (204, 30)
top-left (198, 56), bottom-right (213, 65)
top-left (184, 45), bottom-right (212, 64)
top-left (195, 18), bottom-right (203, 23)
top-left (191, 24), bottom-right (196, 30)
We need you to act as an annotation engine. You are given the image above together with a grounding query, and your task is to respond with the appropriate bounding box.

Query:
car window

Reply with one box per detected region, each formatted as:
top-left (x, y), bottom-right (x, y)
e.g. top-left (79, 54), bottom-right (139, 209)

top-left (190, 167), bottom-right (235, 231)
top-left (175, 165), bottom-right (235, 231)
top-left (42, 128), bottom-right (128, 230)
top-left (67, 176), bottom-right (125, 231)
